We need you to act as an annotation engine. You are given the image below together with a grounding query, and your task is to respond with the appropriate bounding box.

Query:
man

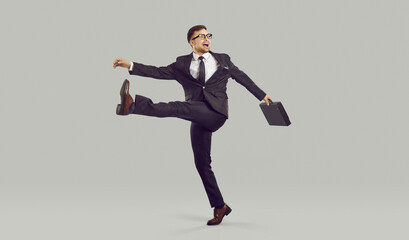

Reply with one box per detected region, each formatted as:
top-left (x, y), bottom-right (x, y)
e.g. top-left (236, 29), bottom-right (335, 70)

top-left (113, 25), bottom-right (272, 225)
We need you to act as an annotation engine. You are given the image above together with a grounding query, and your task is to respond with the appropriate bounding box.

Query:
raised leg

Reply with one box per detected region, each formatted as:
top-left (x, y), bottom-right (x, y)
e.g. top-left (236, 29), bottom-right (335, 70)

top-left (131, 95), bottom-right (226, 132)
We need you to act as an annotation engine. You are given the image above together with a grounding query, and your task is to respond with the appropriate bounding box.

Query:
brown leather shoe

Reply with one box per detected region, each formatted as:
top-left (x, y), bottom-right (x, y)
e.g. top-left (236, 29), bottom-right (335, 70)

top-left (207, 204), bottom-right (232, 225)
top-left (116, 79), bottom-right (134, 115)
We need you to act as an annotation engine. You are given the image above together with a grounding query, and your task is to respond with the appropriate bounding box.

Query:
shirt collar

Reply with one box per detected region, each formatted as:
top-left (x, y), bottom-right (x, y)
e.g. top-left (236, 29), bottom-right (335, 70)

top-left (192, 52), bottom-right (211, 61)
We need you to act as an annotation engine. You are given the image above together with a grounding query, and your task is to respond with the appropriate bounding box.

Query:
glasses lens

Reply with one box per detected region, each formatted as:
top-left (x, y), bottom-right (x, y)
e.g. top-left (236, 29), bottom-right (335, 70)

top-left (196, 34), bottom-right (212, 40)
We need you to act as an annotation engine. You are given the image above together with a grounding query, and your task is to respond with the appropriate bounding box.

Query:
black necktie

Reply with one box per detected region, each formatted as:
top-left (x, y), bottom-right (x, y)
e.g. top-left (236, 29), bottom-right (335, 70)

top-left (198, 56), bottom-right (205, 84)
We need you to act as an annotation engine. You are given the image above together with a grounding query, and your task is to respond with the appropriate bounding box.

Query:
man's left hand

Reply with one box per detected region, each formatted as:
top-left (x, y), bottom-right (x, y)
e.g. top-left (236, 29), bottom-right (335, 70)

top-left (263, 94), bottom-right (272, 106)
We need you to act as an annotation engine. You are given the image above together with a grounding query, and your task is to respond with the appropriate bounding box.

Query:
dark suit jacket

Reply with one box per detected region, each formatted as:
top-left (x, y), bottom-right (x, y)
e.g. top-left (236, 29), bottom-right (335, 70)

top-left (129, 51), bottom-right (266, 118)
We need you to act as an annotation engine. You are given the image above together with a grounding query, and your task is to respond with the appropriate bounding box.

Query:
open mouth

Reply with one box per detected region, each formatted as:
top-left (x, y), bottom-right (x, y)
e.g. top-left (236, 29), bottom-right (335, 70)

top-left (203, 43), bottom-right (209, 48)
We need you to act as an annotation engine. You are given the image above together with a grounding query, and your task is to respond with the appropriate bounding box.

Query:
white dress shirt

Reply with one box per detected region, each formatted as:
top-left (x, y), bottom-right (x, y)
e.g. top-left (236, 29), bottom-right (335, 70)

top-left (190, 52), bottom-right (219, 82)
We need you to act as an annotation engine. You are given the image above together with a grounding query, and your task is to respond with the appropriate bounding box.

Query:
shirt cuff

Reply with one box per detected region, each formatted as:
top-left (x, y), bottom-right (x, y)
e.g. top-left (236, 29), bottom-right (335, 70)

top-left (129, 62), bottom-right (134, 72)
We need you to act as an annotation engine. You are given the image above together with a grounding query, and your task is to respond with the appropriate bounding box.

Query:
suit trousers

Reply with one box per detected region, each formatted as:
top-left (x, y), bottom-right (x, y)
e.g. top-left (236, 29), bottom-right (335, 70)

top-left (131, 95), bottom-right (227, 208)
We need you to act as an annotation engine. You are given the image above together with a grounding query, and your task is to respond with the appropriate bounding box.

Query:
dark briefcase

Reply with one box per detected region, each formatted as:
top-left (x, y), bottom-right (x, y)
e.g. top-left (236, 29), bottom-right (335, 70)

top-left (259, 101), bottom-right (291, 126)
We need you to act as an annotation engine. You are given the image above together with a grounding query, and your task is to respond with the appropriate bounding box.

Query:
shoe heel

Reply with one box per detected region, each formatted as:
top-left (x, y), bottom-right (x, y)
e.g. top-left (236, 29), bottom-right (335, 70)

top-left (116, 104), bottom-right (123, 115)
top-left (225, 207), bottom-right (232, 216)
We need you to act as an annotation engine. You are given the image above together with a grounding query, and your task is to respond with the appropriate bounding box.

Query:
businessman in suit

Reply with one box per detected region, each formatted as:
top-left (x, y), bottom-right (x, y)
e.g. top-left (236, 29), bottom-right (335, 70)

top-left (113, 25), bottom-right (272, 225)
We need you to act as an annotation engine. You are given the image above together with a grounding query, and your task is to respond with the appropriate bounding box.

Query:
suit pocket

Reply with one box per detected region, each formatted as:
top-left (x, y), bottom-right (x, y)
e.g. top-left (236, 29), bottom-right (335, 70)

top-left (209, 91), bottom-right (228, 99)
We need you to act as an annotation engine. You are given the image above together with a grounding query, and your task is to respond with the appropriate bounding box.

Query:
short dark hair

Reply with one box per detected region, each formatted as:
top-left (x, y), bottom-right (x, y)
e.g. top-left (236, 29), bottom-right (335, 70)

top-left (187, 25), bottom-right (207, 42)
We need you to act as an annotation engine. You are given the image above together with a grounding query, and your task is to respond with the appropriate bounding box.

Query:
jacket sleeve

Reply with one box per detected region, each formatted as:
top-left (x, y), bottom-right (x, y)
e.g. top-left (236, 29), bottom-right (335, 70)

top-left (129, 61), bottom-right (176, 80)
top-left (226, 55), bottom-right (266, 101)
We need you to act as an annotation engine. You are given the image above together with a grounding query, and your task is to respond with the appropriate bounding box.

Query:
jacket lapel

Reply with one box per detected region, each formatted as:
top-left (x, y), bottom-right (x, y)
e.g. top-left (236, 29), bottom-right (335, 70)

top-left (210, 51), bottom-right (228, 69)
top-left (183, 53), bottom-right (200, 82)
top-left (183, 53), bottom-right (193, 75)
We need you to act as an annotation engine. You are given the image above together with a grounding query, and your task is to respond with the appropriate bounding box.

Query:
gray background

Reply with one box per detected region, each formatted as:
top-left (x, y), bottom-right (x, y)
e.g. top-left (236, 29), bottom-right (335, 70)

top-left (1, 0), bottom-right (408, 239)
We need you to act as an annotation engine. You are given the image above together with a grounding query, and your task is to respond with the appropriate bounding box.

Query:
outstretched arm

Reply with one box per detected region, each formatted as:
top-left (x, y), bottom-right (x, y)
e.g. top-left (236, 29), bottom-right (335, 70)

top-left (227, 56), bottom-right (273, 105)
top-left (113, 57), bottom-right (175, 80)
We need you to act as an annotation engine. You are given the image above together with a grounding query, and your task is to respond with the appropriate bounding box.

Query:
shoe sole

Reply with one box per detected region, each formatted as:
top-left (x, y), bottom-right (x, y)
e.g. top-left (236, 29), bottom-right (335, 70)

top-left (116, 79), bottom-right (130, 115)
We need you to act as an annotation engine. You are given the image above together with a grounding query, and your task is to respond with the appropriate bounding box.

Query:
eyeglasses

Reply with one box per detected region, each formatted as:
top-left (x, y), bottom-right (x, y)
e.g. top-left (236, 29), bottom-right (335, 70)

top-left (192, 33), bottom-right (213, 40)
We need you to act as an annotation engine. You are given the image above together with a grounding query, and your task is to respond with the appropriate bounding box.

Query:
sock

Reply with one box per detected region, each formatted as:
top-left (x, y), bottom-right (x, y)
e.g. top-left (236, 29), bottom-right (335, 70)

top-left (129, 102), bottom-right (135, 114)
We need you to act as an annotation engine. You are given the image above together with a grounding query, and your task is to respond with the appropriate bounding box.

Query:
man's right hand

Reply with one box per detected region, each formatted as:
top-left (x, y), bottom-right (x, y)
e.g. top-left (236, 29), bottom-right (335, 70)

top-left (113, 57), bottom-right (131, 69)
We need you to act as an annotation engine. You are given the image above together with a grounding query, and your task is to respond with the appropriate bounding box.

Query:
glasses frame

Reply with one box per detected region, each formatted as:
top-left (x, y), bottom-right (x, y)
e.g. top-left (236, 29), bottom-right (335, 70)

top-left (191, 33), bottom-right (213, 40)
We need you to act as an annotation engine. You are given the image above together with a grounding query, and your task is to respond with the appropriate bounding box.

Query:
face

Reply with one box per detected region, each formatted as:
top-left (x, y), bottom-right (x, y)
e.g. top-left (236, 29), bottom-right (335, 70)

top-left (190, 29), bottom-right (211, 55)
